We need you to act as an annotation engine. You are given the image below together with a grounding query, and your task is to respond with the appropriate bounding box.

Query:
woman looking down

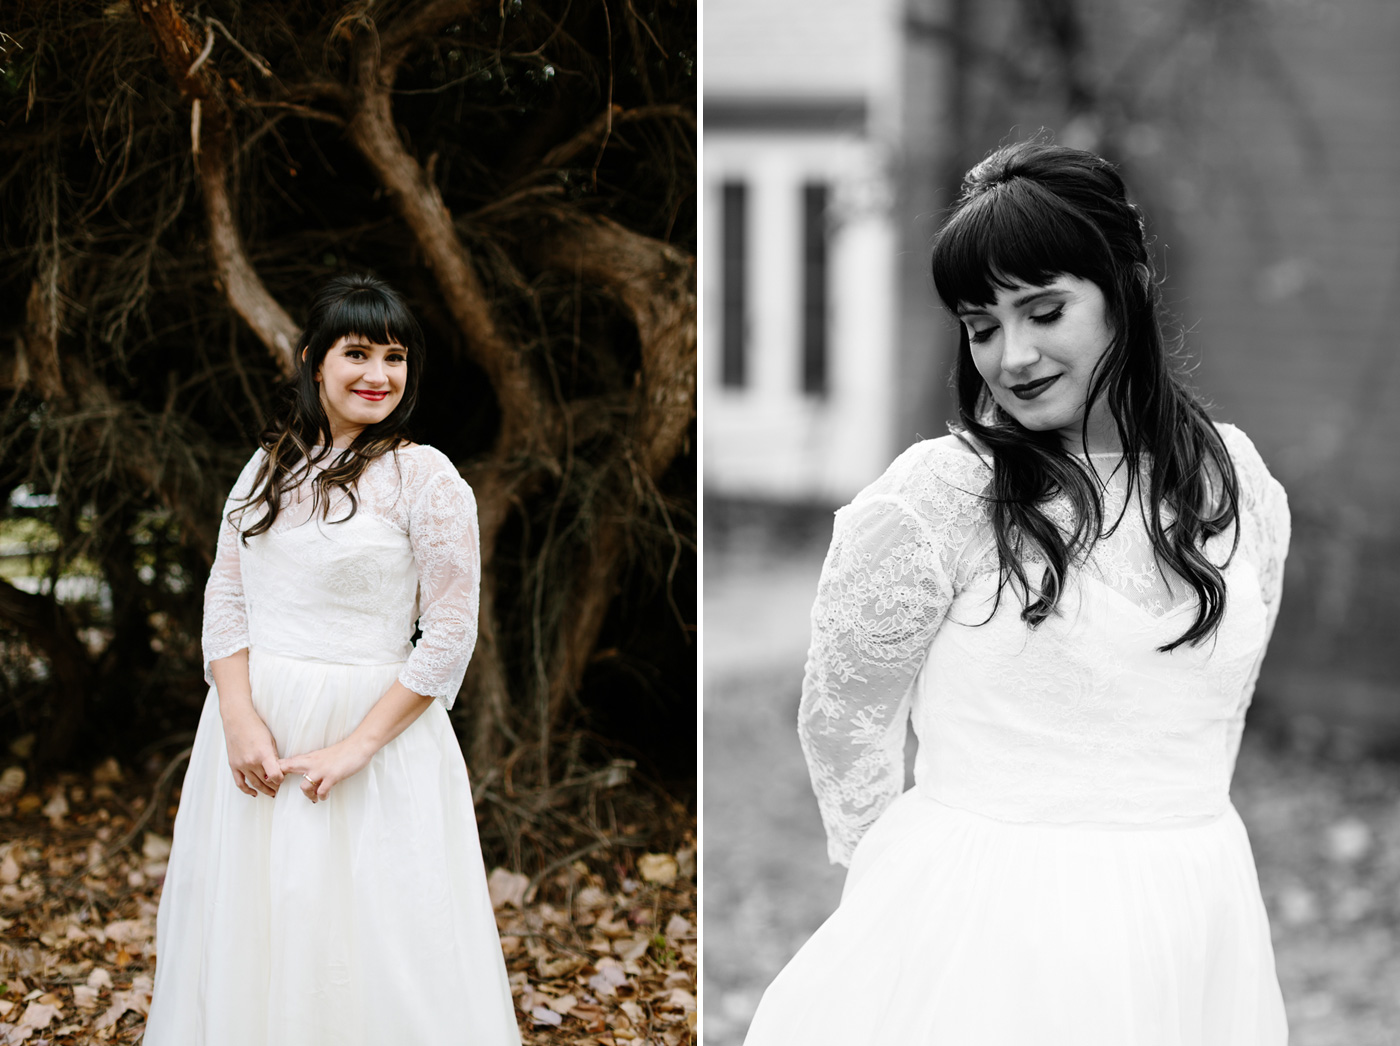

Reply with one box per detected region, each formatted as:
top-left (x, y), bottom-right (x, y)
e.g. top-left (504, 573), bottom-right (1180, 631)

top-left (742, 140), bottom-right (1290, 1045)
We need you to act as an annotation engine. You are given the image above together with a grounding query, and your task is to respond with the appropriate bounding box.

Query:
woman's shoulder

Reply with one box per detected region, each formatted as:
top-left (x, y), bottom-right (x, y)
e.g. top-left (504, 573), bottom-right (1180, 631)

top-left (228, 446), bottom-right (269, 498)
top-left (385, 443), bottom-right (474, 500)
top-left (1210, 421), bottom-right (1285, 498)
top-left (852, 433), bottom-right (992, 525)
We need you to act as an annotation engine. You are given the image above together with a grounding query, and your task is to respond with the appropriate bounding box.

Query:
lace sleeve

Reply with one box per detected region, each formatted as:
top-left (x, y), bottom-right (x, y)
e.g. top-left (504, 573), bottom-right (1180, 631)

top-left (799, 439), bottom-right (984, 865)
top-left (201, 450), bottom-right (265, 684)
top-left (1220, 424), bottom-right (1291, 767)
top-left (398, 466), bottom-right (481, 710)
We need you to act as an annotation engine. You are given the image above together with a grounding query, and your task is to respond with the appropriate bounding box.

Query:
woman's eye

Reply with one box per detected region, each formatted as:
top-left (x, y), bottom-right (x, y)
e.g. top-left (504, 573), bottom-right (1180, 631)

top-left (968, 326), bottom-right (997, 345)
top-left (345, 349), bottom-right (365, 359)
top-left (1030, 307), bottom-right (1064, 325)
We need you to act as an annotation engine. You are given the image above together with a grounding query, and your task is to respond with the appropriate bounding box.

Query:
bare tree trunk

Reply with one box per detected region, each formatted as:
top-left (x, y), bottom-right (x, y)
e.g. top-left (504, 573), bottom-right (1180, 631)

top-left (130, 0), bottom-right (299, 377)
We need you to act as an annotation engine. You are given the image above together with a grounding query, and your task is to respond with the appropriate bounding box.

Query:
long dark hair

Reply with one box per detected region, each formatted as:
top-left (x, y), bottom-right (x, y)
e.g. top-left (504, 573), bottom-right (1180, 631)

top-left (236, 274), bottom-right (425, 541)
top-left (930, 139), bottom-right (1239, 652)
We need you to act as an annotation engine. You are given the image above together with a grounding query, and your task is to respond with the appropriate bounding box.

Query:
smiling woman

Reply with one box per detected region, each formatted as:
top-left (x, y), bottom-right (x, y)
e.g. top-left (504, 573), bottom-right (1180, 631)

top-left (956, 276), bottom-right (1115, 450)
top-left (741, 140), bottom-right (1292, 1046)
top-left (314, 336), bottom-right (410, 443)
top-left (143, 275), bottom-right (521, 1045)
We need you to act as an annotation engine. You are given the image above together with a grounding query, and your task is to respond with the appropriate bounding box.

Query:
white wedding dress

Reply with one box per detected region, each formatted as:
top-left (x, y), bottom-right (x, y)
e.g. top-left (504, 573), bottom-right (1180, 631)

top-left (743, 423), bottom-right (1290, 1045)
top-left (144, 445), bottom-right (520, 1045)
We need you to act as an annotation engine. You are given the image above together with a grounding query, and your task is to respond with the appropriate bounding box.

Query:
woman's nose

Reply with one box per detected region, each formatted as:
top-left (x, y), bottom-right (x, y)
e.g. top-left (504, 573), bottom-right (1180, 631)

top-left (1000, 325), bottom-right (1040, 373)
top-left (364, 359), bottom-right (387, 384)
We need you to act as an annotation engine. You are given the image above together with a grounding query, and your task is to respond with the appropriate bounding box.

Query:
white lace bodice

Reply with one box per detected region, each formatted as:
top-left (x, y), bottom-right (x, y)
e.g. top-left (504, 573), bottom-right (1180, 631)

top-left (202, 444), bottom-right (481, 708)
top-left (799, 423), bottom-right (1290, 865)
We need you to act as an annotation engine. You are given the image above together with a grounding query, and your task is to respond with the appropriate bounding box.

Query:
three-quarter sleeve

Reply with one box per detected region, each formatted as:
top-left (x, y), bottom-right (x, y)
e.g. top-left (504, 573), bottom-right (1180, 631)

top-left (201, 450), bottom-right (266, 685)
top-left (398, 468), bottom-right (481, 709)
top-left (799, 440), bottom-right (986, 866)
top-left (1220, 424), bottom-right (1291, 770)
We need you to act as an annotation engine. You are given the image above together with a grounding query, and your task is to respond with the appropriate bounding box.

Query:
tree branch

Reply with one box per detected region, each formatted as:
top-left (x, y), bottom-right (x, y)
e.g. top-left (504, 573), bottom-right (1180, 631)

top-left (539, 215), bottom-right (697, 480)
top-left (378, 0), bottom-right (488, 72)
top-left (539, 104), bottom-right (696, 171)
top-left (130, 0), bottom-right (300, 378)
top-left (346, 20), bottom-right (541, 447)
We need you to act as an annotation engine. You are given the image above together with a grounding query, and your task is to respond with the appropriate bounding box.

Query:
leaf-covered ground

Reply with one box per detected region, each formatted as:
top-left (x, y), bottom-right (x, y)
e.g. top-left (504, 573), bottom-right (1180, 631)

top-left (704, 540), bottom-right (1400, 1046)
top-left (0, 759), bottom-right (696, 1045)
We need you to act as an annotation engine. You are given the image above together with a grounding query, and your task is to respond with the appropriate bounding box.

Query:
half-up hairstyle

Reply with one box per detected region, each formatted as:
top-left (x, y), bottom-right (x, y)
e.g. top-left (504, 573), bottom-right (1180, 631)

top-left (236, 273), bottom-right (424, 541)
top-left (930, 138), bottom-right (1239, 652)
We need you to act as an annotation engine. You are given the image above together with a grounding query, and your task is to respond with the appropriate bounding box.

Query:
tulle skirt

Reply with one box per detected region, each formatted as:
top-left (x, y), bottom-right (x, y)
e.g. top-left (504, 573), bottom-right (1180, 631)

top-left (143, 650), bottom-right (520, 1045)
top-left (743, 790), bottom-right (1287, 1046)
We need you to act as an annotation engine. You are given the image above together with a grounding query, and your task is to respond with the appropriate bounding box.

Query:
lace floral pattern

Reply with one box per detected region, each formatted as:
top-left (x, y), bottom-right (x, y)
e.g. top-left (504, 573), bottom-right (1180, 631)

top-left (799, 424), bottom-right (1290, 865)
top-left (201, 445), bottom-right (481, 709)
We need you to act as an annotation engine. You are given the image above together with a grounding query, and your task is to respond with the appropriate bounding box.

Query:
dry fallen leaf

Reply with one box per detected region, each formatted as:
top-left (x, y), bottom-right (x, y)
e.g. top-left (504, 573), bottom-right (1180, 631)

top-left (487, 867), bottom-right (529, 910)
top-left (17, 999), bottom-right (62, 1031)
top-left (587, 962), bottom-right (628, 996)
top-left (86, 968), bottom-right (114, 990)
top-left (661, 987), bottom-right (696, 1012)
top-left (529, 1004), bottom-right (563, 1027)
top-left (546, 992), bottom-right (577, 1014)
top-left (594, 912), bottom-right (631, 939)
top-left (636, 853), bottom-right (677, 885)
top-left (103, 920), bottom-right (152, 946)
top-left (0, 849), bottom-right (20, 885)
top-left (614, 933), bottom-right (651, 962)
top-left (536, 954), bottom-right (585, 979)
top-left (42, 789), bottom-right (70, 825)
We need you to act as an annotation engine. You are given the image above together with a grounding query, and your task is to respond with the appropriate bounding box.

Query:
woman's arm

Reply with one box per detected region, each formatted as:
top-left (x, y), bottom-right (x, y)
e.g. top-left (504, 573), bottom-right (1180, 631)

top-left (205, 450), bottom-right (285, 797)
top-left (279, 457), bottom-right (480, 801)
top-left (213, 649), bottom-right (284, 798)
top-left (397, 465), bottom-right (481, 708)
top-left (799, 492), bottom-right (954, 865)
top-left (1221, 425), bottom-right (1291, 771)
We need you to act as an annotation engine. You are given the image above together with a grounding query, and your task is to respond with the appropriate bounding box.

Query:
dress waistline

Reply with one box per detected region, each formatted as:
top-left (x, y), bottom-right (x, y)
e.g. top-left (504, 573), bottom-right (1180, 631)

top-left (249, 646), bottom-right (407, 670)
top-left (915, 790), bottom-right (1227, 831)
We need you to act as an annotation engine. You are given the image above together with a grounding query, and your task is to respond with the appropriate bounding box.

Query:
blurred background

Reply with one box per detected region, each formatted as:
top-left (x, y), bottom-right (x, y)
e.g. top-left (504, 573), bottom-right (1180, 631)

top-left (702, 0), bottom-right (1400, 1043)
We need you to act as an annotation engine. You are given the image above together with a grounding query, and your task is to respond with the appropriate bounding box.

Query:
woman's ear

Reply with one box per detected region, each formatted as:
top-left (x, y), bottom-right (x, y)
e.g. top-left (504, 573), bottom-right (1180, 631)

top-left (301, 346), bottom-right (321, 382)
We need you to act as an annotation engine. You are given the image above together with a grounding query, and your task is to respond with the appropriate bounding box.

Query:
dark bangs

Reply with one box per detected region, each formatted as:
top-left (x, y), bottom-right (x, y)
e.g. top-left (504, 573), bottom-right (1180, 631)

top-left (931, 178), bottom-right (1114, 311)
top-left (305, 286), bottom-right (424, 363)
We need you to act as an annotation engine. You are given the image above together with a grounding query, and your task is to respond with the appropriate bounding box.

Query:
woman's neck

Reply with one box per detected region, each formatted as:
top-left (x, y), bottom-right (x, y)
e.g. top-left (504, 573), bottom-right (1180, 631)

top-left (1060, 402), bottom-right (1121, 456)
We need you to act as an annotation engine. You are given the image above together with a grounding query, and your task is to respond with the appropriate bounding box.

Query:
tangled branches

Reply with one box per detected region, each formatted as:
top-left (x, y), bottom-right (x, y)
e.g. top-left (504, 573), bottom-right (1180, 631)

top-left (0, 0), bottom-right (696, 867)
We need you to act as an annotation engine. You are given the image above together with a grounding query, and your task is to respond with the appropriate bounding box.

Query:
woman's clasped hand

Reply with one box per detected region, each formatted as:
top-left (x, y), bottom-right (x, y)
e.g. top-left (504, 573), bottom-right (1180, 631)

top-left (279, 741), bottom-right (373, 803)
top-left (222, 712), bottom-right (372, 803)
top-left (221, 705), bottom-right (284, 798)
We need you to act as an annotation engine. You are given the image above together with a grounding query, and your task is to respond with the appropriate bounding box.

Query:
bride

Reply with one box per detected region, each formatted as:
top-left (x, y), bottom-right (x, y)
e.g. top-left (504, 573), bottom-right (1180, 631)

top-left (144, 275), bottom-right (521, 1045)
top-left (743, 141), bottom-right (1290, 1044)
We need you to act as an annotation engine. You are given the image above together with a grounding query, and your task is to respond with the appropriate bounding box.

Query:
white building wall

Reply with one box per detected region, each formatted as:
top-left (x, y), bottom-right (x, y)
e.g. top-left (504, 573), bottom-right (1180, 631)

top-left (704, 0), bottom-right (890, 98)
top-left (703, 136), bottom-right (896, 502)
top-left (703, 0), bottom-right (905, 504)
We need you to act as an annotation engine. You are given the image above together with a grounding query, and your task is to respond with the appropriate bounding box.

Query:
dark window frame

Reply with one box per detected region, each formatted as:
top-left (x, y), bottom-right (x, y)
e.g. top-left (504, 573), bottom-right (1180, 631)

top-left (801, 182), bottom-right (830, 397)
top-left (721, 181), bottom-right (747, 389)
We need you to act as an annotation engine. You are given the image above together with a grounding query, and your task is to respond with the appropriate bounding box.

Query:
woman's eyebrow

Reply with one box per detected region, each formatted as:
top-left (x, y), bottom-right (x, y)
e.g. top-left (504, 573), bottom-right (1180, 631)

top-left (342, 340), bottom-right (407, 351)
top-left (1011, 288), bottom-right (1062, 308)
top-left (957, 288), bottom-right (1064, 318)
